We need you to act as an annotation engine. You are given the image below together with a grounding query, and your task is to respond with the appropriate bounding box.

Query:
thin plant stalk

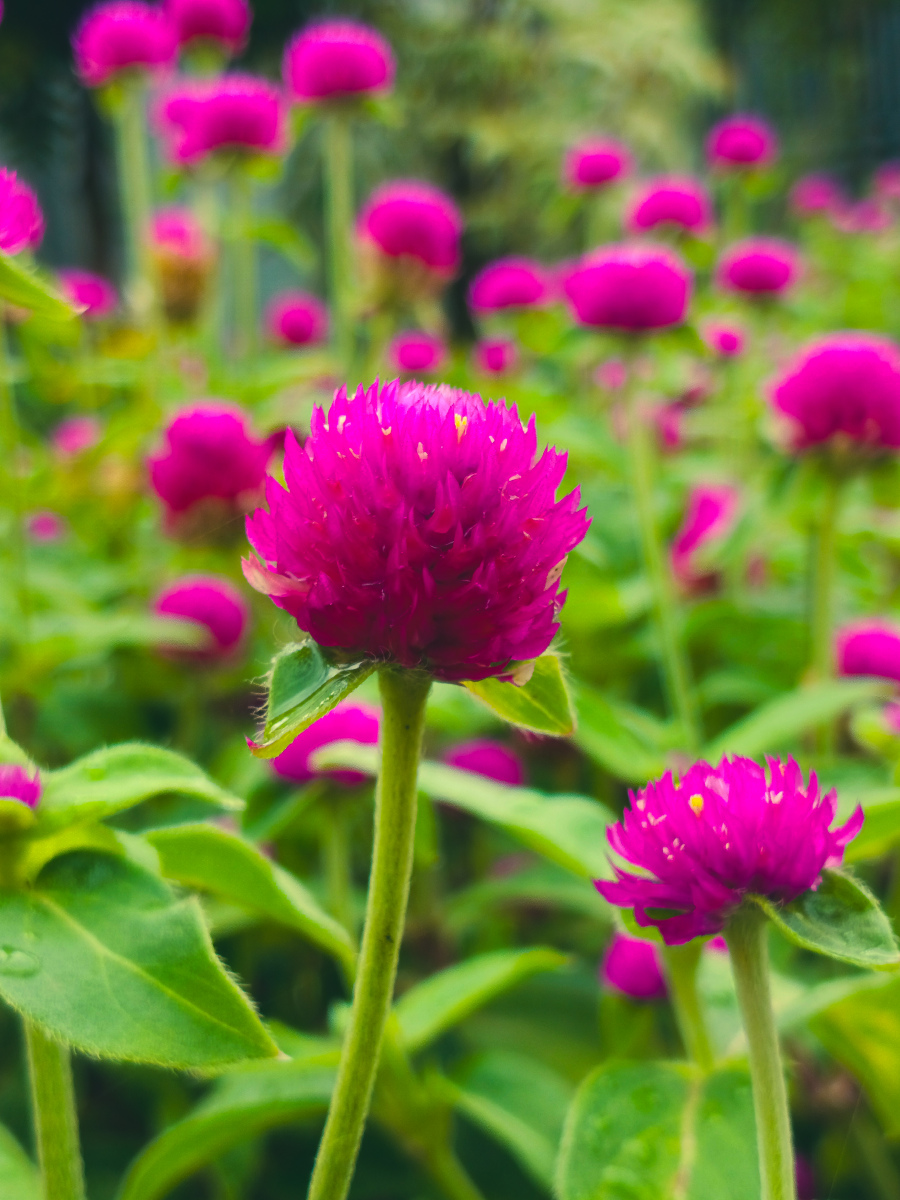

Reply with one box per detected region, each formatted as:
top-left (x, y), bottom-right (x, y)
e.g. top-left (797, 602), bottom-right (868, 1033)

top-left (112, 78), bottom-right (154, 321)
top-left (726, 909), bottom-right (797, 1200)
top-left (0, 324), bottom-right (30, 631)
top-left (323, 110), bottom-right (355, 371)
top-left (809, 472), bottom-right (844, 682)
top-left (307, 668), bottom-right (432, 1200)
top-left (424, 1148), bottom-right (486, 1200)
top-left (661, 942), bottom-right (714, 1070)
top-left (322, 799), bottom-right (355, 935)
top-left (25, 1020), bottom-right (86, 1200)
top-left (229, 168), bottom-right (257, 361)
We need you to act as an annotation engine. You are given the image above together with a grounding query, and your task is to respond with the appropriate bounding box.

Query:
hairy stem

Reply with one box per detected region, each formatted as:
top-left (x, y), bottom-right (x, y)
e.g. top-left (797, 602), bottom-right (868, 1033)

top-left (809, 473), bottom-right (843, 682)
top-left (323, 110), bottom-right (355, 372)
top-left (662, 942), bottom-right (714, 1071)
top-left (25, 1020), bottom-right (86, 1200)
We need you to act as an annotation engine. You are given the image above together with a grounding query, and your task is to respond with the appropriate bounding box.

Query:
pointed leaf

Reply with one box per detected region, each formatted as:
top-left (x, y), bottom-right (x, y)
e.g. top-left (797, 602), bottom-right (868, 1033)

top-left (464, 655), bottom-right (575, 735)
top-left (0, 1122), bottom-right (39, 1200)
top-left (0, 251), bottom-right (75, 321)
top-left (843, 789), bottom-right (900, 862)
top-left (0, 851), bottom-right (278, 1067)
top-left (574, 691), bottom-right (666, 783)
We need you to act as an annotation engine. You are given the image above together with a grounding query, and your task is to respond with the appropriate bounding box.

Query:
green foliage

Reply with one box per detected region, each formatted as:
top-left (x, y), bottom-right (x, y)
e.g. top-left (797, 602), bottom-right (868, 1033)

top-left (464, 654), bottom-right (576, 735)
top-left (0, 1123), bottom-right (39, 1200)
top-left (0, 251), bottom-right (75, 322)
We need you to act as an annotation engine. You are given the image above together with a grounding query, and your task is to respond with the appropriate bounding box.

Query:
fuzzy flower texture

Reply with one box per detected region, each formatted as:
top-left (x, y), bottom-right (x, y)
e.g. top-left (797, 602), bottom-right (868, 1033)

top-left (597, 756), bottom-right (863, 944)
top-left (244, 380), bottom-right (589, 682)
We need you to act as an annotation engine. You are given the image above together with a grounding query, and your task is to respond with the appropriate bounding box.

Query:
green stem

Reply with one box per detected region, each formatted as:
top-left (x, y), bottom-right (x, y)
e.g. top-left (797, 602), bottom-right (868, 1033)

top-left (307, 668), bottom-right (432, 1200)
top-left (623, 363), bottom-right (700, 751)
top-left (323, 110), bottom-right (355, 372)
top-left (661, 942), bottom-right (714, 1071)
top-left (0, 324), bottom-right (30, 631)
top-left (25, 1020), bottom-right (86, 1200)
top-left (726, 909), bottom-right (796, 1200)
top-left (809, 473), bottom-right (843, 682)
top-left (424, 1147), bottom-right (486, 1200)
top-left (230, 169), bottom-right (257, 361)
top-left (113, 79), bottom-right (154, 321)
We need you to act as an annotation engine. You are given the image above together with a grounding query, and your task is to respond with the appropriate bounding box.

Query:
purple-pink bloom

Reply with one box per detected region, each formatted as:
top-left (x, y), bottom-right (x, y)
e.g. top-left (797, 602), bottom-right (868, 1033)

top-left (601, 932), bottom-right (667, 1000)
top-left (0, 764), bottom-right (41, 810)
top-left (595, 359), bottom-right (628, 391)
top-left (831, 199), bottom-right (892, 235)
top-left (476, 338), bottom-right (518, 375)
top-left (443, 739), bottom-right (525, 787)
top-left (717, 238), bottom-right (800, 296)
top-left (874, 162), bottom-right (900, 203)
top-left (596, 756), bottom-right (864, 945)
top-left (150, 207), bottom-right (211, 260)
top-left (164, 0), bottom-right (250, 54)
top-left (358, 181), bottom-right (463, 275)
top-left (703, 320), bottom-right (745, 359)
top-left (266, 290), bottom-right (328, 347)
top-left (563, 243), bottom-right (692, 332)
top-left (836, 619), bottom-right (900, 684)
top-left (706, 114), bottom-right (778, 168)
top-left (671, 484), bottom-right (739, 589)
top-left (769, 333), bottom-right (900, 452)
top-left (564, 138), bottom-right (631, 190)
top-left (53, 415), bottom-right (102, 458)
top-left (388, 331), bottom-right (447, 374)
top-left (156, 75), bottom-right (287, 164)
top-left (270, 701), bottom-right (381, 787)
top-left (283, 20), bottom-right (394, 104)
top-left (58, 269), bottom-right (117, 320)
top-left (790, 173), bottom-right (843, 217)
top-left (243, 379), bottom-right (590, 683)
top-left (27, 511), bottom-right (67, 543)
top-left (468, 258), bottom-right (549, 312)
top-left (626, 176), bottom-right (713, 235)
top-left (154, 574), bottom-right (249, 660)
top-left (0, 169), bottom-right (44, 256)
top-left (73, 2), bottom-right (177, 87)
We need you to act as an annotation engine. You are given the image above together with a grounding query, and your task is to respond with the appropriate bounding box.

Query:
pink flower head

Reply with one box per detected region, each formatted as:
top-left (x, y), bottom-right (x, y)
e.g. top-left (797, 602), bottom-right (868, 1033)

top-left (150, 207), bottom-right (210, 260)
top-left (717, 238), bottom-right (800, 296)
top-left (476, 338), bottom-right (518, 375)
top-left (703, 320), bottom-right (745, 358)
top-left (388, 331), bottom-right (448, 374)
top-left (832, 199), bottom-right (891, 235)
top-left (53, 415), bottom-right (102, 458)
top-left (156, 75), bottom-right (287, 165)
top-left (563, 243), bottom-right (692, 331)
top-left (270, 701), bottom-right (380, 787)
top-left (655, 403), bottom-right (684, 451)
top-left (27, 510), bottom-right (67, 543)
top-left (244, 379), bottom-right (590, 683)
top-left (266, 291), bottom-right (328, 347)
top-left (58, 269), bottom-right (117, 320)
top-left (671, 484), bottom-right (739, 588)
top-left (596, 756), bottom-right (864, 945)
top-left (790, 173), bottom-right (843, 217)
top-left (0, 765), bottom-right (41, 810)
top-left (468, 258), bottom-right (549, 312)
top-left (835, 619), bottom-right (900, 684)
top-left (601, 932), bottom-right (666, 1000)
top-left (164, 0), bottom-right (250, 54)
top-left (874, 162), bottom-right (900, 202)
top-left (443, 739), bottom-right (525, 787)
top-left (73, 2), bottom-right (178, 87)
top-left (0, 169), bottom-right (44, 255)
top-left (283, 20), bottom-right (394, 104)
top-left (148, 401), bottom-right (273, 517)
top-left (595, 359), bottom-right (628, 391)
top-left (154, 574), bottom-right (249, 659)
top-left (769, 333), bottom-right (900, 452)
top-left (358, 181), bottom-right (463, 275)
top-left (706, 114), bottom-right (778, 168)
top-left (564, 138), bottom-right (631, 190)
top-left (626, 176), bottom-right (713, 236)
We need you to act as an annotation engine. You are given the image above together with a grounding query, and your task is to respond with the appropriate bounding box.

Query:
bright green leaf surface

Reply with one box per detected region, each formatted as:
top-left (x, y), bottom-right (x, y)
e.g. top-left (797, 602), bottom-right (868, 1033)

top-left (0, 1122), bottom-right (39, 1200)
top-left (844, 789), bottom-right (900, 862)
top-left (464, 655), bottom-right (576, 735)
top-left (0, 851), bottom-right (278, 1067)
top-left (446, 861), bottom-right (611, 932)
top-left (0, 250), bottom-right (75, 320)
top-left (575, 690), bottom-right (666, 783)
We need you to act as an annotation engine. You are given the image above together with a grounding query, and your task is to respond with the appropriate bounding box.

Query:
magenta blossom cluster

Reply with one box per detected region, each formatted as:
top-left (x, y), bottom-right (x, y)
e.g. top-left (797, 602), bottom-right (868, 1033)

top-left (469, 258), bottom-right (549, 312)
top-left (73, 2), bottom-right (178, 87)
top-left (601, 932), bottom-right (666, 1001)
top-left (359, 181), bottom-right (463, 275)
top-left (284, 19), bottom-right (394, 103)
top-left (706, 114), bottom-right (778, 168)
top-left (564, 138), bottom-right (631, 190)
top-left (718, 237), bottom-right (800, 296)
top-left (165, 0), bottom-right (250, 55)
top-left (267, 291), bottom-right (328, 347)
top-left (597, 756), bottom-right (863, 944)
top-left (389, 331), bottom-right (447, 374)
top-left (0, 765), bottom-right (42, 810)
top-left (0, 169), bottom-right (44, 256)
top-left (270, 701), bottom-right (381, 787)
top-left (790, 173), bottom-right (843, 217)
top-left (59, 269), bottom-right (117, 320)
top-left (563, 243), bottom-right (692, 331)
top-left (155, 575), bottom-right (249, 660)
top-left (244, 380), bottom-right (589, 682)
top-left (476, 338), bottom-right (518, 375)
top-left (671, 484), bottom-right (739, 589)
top-left (626, 176), bottom-right (712, 236)
top-left (443, 739), bottom-right (525, 787)
top-left (836, 619), bottom-right (900, 684)
top-left (703, 320), bottom-right (745, 359)
top-left (770, 333), bottom-right (900, 452)
top-left (157, 75), bottom-right (286, 164)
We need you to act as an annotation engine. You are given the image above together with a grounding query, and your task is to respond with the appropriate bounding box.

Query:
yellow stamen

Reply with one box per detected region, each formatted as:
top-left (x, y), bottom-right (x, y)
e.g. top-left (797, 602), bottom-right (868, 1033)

top-left (455, 413), bottom-right (468, 440)
top-left (688, 793), bottom-right (704, 816)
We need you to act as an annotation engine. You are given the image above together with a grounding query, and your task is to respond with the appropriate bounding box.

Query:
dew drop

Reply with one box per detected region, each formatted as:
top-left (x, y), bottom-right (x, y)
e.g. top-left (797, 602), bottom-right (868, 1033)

top-left (0, 946), bottom-right (40, 977)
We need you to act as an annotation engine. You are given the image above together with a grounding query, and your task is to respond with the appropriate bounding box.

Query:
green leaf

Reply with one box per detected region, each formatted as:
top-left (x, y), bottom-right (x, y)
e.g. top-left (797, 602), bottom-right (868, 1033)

top-left (464, 655), bottom-right (576, 735)
top-left (0, 851), bottom-right (278, 1067)
top-left (250, 641), bottom-right (375, 759)
top-left (703, 679), bottom-right (891, 761)
top-left (146, 824), bottom-right (356, 972)
top-left (574, 690), bottom-right (666, 783)
top-left (36, 743), bottom-right (243, 834)
top-left (394, 948), bottom-right (567, 1053)
top-left (0, 1122), bottom-right (39, 1200)
top-left (251, 217), bottom-right (315, 271)
top-left (446, 861), bottom-right (611, 932)
top-left (752, 870), bottom-right (900, 969)
top-left (556, 1062), bottom-right (759, 1200)
top-left (0, 251), bottom-right (75, 321)
top-left (843, 789), bottom-right (900, 862)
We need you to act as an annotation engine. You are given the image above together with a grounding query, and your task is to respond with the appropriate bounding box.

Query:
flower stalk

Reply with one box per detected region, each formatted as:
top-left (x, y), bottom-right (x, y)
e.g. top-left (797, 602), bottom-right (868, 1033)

top-left (229, 167), bottom-right (257, 360)
top-left (112, 79), bottom-right (154, 321)
top-left (323, 109), bottom-right (355, 371)
top-left (809, 472), bottom-right (844, 682)
top-left (661, 942), bottom-right (714, 1071)
top-left (25, 1019), bottom-right (86, 1200)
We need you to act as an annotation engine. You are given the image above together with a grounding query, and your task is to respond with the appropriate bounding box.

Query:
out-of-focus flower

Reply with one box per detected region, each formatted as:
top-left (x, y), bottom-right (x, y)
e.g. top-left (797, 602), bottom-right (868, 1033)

top-left (654, 402), bottom-right (684, 451)
top-left (795, 1156), bottom-right (817, 1200)
top-left (164, 0), bottom-right (250, 55)
top-left (601, 932), bottom-right (667, 1000)
top-left (150, 207), bottom-right (216, 323)
top-left (53, 415), bottom-right (102, 458)
top-left (244, 379), bottom-right (590, 683)
top-left (283, 20), bottom-right (394, 103)
top-left (706, 114), bottom-right (778, 168)
top-left (596, 756), bottom-right (863, 944)
top-left (58, 269), bottom-right (117, 320)
top-left (790, 173), bottom-right (843, 217)
top-left (0, 765), bottom-right (42, 810)
top-left (388, 331), bottom-right (448, 374)
top-left (359, 181), bottom-right (463, 276)
top-left (563, 243), bottom-right (691, 331)
top-left (468, 258), bottom-right (549, 312)
top-left (269, 701), bottom-right (381, 786)
top-left (836, 619), bottom-right (900, 684)
top-left (156, 75), bottom-right (287, 165)
top-left (831, 199), bottom-right (892, 235)
top-left (874, 162), bottom-right (900, 203)
top-left (703, 320), bottom-right (745, 358)
top-left (266, 291), bottom-right (328, 347)
top-left (73, 2), bottom-right (178, 87)
top-left (443, 739), bottom-right (525, 787)
top-left (671, 484), bottom-right (739, 589)
top-left (626, 177), bottom-right (712, 235)
top-left (475, 338), bottom-right (518, 375)
top-left (769, 333), bottom-right (900, 452)
top-left (27, 511), bottom-right (67, 543)
top-left (595, 359), bottom-right (628, 391)
top-left (564, 138), bottom-right (631, 190)
top-left (717, 238), bottom-right (800, 296)
top-left (0, 169), bottom-right (44, 256)
top-left (154, 574), bottom-right (249, 660)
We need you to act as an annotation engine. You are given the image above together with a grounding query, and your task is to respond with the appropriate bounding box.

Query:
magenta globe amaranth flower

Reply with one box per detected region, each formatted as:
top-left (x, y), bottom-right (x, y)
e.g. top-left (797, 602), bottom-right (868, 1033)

top-left (270, 701), bottom-right (381, 787)
top-left (626, 177), bottom-right (712, 236)
top-left (443, 739), bottom-right (525, 787)
top-left (27, 511), bottom-right (67, 543)
top-left (706, 114), bottom-right (778, 168)
top-left (73, 2), bottom-right (178, 87)
top-left (155, 575), bottom-right (249, 660)
top-left (0, 765), bottom-right (41, 810)
top-left (563, 243), bottom-right (691, 332)
top-left (596, 756), bottom-right (863, 945)
top-left (359, 182), bottom-right (463, 276)
top-left (476, 338), bottom-right (518, 375)
top-left (284, 20), bottom-right (394, 104)
top-left (267, 291), bottom-right (328, 347)
top-left (469, 258), bottom-right (549, 312)
top-left (601, 933), bottom-right (666, 1000)
top-left (770, 333), bottom-right (900, 452)
top-left (717, 238), bottom-right (800, 296)
top-left (389, 331), bottom-right (447, 374)
top-left (703, 320), bottom-right (745, 358)
top-left (790, 173), bottom-right (843, 217)
top-left (671, 484), bottom-right (739, 590)
top-left (874, 162), bottom-right (900, 203)
top-left (164, 0), bottom-right (250, 55)
top-left (564, 138), bottom-right (631, 190)
top-left (0, 169), bottom-right (44, 255)
top-left (53, 415), bottom-right (102, 458)
top-left (59, 269), bottom-right (117, 320)
top-left (832, 199), bottom-right (891, 235)
top-left (244, 379), bottom-right (590, 683)
top-left (836, 619), bottom-right (900, 684)
top-left (157, 75), bottom-right (287, 165)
